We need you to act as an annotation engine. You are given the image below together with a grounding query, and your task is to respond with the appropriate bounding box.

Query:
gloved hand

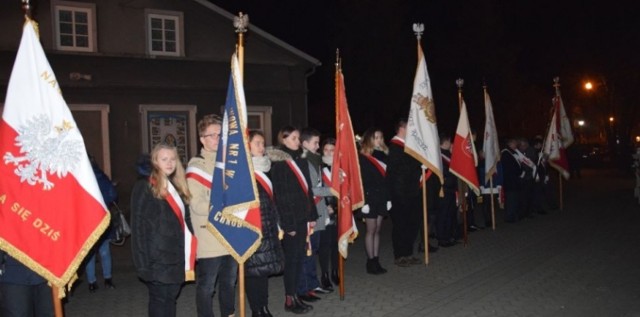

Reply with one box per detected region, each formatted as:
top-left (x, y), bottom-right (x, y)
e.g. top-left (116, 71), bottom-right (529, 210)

top-left (362, 204), bottom-right (370, 214)
top-left (386, 201), bottom-right (392, 211)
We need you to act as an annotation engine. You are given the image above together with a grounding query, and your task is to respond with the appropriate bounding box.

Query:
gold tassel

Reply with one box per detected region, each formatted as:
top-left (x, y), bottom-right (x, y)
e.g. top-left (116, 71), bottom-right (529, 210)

top-left (185, 270), bottom-right (195, 282)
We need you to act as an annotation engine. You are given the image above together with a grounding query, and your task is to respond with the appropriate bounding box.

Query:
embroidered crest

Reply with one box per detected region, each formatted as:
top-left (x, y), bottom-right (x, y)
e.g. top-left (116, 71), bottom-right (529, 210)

top-left (3, 114), bottom-right (84, 190)
top-left (412, 93), bottom-right (436, 123)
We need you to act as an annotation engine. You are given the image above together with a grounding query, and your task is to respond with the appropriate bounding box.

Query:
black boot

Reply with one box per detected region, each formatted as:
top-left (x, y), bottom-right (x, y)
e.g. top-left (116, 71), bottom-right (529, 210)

top-left (373, 257), bottom-right (387, 274)
top-left (331, 269), bottom-right (340, 285)
top-left (261, 306), bottom-right (273, 317)
top-left (321, 272), bottom-right (334, 291)
top-left (104, 278), bottom-right (115, 289)
top-left (294, 295), bottom-right (313, 310)
top-left (366, 258), bottom-right (377, 274)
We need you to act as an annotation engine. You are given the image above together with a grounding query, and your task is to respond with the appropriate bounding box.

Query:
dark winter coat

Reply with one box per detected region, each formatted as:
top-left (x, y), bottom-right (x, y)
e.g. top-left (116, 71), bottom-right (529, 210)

top-left (245, 177), bottom-right (285, 277)
top-left (501, 148), bottom-right (523, 191)
top-left (386, 140), bottom-right (422, 199)
top-left (440, 149), bottom-right (458, 192)
top-left (130, 179), bottom-right (192, 284)
top-left (0, 252), bottom-right (47, 285)
top-left (267, 147), bottom-right (319, 233)
top-left (359, 151), bottom-right (391, 216)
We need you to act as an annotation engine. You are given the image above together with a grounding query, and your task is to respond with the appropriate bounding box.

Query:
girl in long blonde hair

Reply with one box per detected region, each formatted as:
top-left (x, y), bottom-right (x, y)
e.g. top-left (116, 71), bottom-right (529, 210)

top-left (148, 143), bottom-right (191, 202)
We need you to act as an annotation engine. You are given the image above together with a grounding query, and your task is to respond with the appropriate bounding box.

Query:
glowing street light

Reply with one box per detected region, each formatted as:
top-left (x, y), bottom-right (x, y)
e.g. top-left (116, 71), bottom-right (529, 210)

top-left (584, 81), bottom-right (593, 90)
top-left (609, 116), bottom-right (614, 123)
top-left (578, 120), bottom-right (585, 126)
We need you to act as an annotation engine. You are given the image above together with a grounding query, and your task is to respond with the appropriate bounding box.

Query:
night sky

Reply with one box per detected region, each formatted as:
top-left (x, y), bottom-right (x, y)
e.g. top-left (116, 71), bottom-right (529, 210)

top-left (215, 0), bottom-right (639, 143)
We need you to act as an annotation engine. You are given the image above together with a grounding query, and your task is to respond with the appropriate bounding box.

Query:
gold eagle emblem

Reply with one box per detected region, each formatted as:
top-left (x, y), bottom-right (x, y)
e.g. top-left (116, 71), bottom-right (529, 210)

top-left (412, 93), bottom-right (436, 123)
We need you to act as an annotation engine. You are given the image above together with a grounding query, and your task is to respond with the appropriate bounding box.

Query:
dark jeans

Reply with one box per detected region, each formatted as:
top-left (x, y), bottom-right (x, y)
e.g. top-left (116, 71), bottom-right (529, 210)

top-left (146, 281), bottom-right (181, 317)
top-left (282, 222), bottom-right (307, 296)
top-left (0, 282), bottom-right (54, 317)
top-left (195, 255), bottom-right (238, 317)
top-left (435, 191), bottom-right (456, 243)
top-left (390, 196), bottom-right (421, 259)
top-left (245, 276), bottom-right (268, 312)
top-left (297, 230), bottom-right (320, 294)
top-left (319, 223), bottom-right (338, 274)
top-left (505, 190), bottom-right (520, 222)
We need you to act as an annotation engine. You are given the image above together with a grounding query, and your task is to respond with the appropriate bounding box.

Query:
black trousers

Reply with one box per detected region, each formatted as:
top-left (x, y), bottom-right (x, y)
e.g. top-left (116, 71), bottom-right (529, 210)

top-left (318, 223), bottom-right (338, 274)
top-left (0, 282), bottom-right (54, 317)
top-left (435, 191), bottom-right (457, 243)
top-left (245, 276), bottom-right (268, 312)
top-left (390, 195), bottom-right (421, 259)
top-left (146, 281), bottom-right (181, 317)
top-left (282, 222), bottom-right (307, 296)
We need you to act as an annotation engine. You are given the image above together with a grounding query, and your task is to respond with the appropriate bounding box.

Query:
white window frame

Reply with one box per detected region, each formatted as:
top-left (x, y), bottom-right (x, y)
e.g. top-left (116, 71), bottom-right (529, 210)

top-left (145, 10), bottom-right (184, 57)
top-left (52, 1), bottom-right (97, 52)
top-left (247, 106), bottom-right (273, 146)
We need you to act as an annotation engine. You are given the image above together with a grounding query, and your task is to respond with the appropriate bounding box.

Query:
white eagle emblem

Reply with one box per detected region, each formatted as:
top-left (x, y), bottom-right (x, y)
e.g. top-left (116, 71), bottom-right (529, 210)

top-left (3, 114), bottom-right (84, 190)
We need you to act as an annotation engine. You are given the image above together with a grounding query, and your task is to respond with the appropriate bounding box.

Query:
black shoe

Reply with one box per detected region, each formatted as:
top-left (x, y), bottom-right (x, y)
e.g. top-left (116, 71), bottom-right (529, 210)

top-left (428, 244), bottom-right (439, 253)
top-left (321, 273), bottom-right (334, 291)
top-left (284, 296), bottom-right (310, 314)
top-left (253, 306), bottom-right (273, 317)
top-left (313, 286), bottom-right (333, 294)
top-left (88, 282), bottom-right (99, 293)
top-left (294, 295), bottom-right (314, 309)
top-left (331, 270), bottom-right (340, 285)
top-left (438, 240), bottom-right (456, 248)
top-left (373, 257), bottom-right (387, 274)
top-left (467, 225), bottom-right (479, 232)
top-left (297, 292), bottom-right (321, 302)
top-left (366, 258), bottom-right (378, 275)
top-left (104, 278), bottom-right (115, 289)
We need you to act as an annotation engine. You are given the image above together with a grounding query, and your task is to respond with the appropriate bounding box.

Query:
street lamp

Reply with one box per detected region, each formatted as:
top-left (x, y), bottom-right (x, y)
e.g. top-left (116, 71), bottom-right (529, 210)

top-left (584, 82), bottom-right (593, 90)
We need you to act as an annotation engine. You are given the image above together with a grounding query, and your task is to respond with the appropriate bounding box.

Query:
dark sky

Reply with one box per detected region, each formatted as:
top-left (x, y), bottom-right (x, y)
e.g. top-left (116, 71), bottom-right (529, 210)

top-left (214, 0), bottom-right (639, 141)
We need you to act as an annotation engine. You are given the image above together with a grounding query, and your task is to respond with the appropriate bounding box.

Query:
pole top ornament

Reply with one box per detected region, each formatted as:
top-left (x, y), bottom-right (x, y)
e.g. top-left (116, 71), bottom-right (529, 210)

top-left (234, 12), bottom-right (249, 33)
top-left (413, 23), bottom-right (424, 40)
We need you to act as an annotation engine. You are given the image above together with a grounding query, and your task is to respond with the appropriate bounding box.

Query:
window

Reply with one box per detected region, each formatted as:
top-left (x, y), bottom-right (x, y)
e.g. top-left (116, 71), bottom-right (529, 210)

top-left (139, 105), bottom-right (197, 165)
top-left (247, 106), bottom-right (273, 146)
top-left (146, 11), bottom-right (184, 57)
top-left (53, 2), bottom-right (96, 52)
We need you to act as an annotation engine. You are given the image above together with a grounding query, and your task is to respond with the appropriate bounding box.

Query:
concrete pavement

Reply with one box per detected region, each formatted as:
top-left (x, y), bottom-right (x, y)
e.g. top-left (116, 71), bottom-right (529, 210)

top-left (63, 169), bottom-right (640, 316)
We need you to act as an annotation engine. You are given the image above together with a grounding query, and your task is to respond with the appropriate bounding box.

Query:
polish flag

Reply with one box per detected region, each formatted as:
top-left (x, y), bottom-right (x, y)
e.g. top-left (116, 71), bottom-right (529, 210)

top-left (450, 100), bottom-right (480, 195)
top-left (0, 19), bottom-right (110, 291)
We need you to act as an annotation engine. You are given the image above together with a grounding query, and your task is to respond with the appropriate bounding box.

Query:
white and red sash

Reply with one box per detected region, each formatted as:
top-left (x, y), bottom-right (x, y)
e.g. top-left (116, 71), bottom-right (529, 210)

top-left (165, 181), bottom-right (197, 281)
top-left (254, 170), bottom-right (273, 200)
top-left (285, 159), bottom-right (309, 196)
top-left (364, 154), bottom-right (387, 177)
top-left (441, 152), bottom-right (451, 166)
top-left (186, 166), bottom-right (212, 189)
top-left (390, 135), bottom-right (405, 148)
top-left (322, 167), bottom-right (333, 188)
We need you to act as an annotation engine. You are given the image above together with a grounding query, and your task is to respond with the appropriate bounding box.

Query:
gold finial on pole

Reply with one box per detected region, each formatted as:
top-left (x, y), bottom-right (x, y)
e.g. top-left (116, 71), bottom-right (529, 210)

top-left (553, 76), bottom-right (561, 97)
top-left (234, 12), bottom-right (249, 82)
top-left (22, 0), bottom-right (31, 18)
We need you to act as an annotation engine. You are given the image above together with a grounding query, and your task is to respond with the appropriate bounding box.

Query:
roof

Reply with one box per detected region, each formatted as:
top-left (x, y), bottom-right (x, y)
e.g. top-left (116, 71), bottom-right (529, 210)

top-left (192, 0), bottom-right (321, 67)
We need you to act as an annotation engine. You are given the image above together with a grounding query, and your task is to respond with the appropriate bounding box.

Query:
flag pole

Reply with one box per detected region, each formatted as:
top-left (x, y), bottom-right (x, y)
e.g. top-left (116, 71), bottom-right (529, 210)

top-left (234, 12), bottom-right (249, 317)
top-left (335, 49), bottom-right (346, 300)
top-left (22, 0), bottom-right (64, 314)
top-left (553, 77), bottom-right (564, 212)
top-left (413, 25), bottom-right (430, 266)
top-left (456, 78), bottom-right (469, 246)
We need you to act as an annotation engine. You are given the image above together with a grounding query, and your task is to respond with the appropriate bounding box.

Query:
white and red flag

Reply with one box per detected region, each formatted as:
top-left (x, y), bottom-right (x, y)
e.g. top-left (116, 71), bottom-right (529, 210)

top-left (450, 100), bottom-right (480, 195)
top-left (405, 39), bottom-right (443, 186)
top-left (331, 66), bottom-right (364, 259)
top-left (0, 19), bottom-right (110, 292)
top-left (482, 89), bottom-right (500, 182)
top-left (543, 94), bottom-right (574, 179)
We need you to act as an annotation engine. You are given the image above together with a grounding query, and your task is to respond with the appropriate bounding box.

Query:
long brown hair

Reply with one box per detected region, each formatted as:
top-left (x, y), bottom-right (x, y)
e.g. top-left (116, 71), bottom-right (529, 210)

top-left (360, 128), bottom-right (388, 155)
top-left (149, 143), bottom-right (191, 202)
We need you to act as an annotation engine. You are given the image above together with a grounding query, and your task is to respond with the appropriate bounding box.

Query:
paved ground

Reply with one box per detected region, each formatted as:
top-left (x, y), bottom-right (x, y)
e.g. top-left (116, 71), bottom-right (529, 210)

top-left (63, 169), bottom-right (640, 317)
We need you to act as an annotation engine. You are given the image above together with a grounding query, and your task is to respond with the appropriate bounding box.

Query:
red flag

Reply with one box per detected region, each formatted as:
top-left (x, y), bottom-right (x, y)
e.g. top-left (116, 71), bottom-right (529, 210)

top-left (331, 67), bottom-right (364, 259)
top-left (543, 95), bottom-right (573, 179)
top-left (0, 19), bottom-right (110, 292)
top-left (450, 100), bottom-right (480, 195)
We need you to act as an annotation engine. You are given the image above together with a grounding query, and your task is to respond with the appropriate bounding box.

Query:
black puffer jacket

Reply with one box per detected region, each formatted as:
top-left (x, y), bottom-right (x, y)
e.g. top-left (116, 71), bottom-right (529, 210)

top-left (267, 147), bottom-right (319, 232)
top-left (245, 178), bottom-right (285, 277)
top-left (130, 179), bottom-right (191, 284)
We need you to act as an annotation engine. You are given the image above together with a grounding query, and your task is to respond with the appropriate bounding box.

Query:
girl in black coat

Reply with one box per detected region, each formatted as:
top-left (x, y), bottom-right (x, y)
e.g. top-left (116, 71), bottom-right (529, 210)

top-left (245, 131), bottom-right (285, 317)
top-left (131, 143), bottom-right (193, 317)
top-left (267, 126), bottom-right (318, 314)
top-left (359, 128), bottom-right (391, 275)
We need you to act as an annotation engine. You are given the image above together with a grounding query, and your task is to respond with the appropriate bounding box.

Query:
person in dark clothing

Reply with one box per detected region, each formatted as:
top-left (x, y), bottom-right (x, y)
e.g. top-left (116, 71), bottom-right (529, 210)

top-left (131, 143), bottom-right (194, 317)
top-left (245, 131), bottom-right (285, 317)
top-left (266, 126), bottom-right (319, 314)
top-left (359, 128), bottom-right (392, 274)
top-left (501, 138), bottom-right (523, 223)
top-left (318, 138), bottom-right (340, 288)
top-left (435, 135), bottom-right (459, 247)
top-left (0, 252), bottom-right (54, 317)
top-left (386, 119), bottom-right (423, 267)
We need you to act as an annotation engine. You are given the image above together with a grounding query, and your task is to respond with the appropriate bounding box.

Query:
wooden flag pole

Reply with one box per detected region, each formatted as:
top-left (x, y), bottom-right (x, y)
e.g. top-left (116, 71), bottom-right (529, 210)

top-left (335, 50), bottom-right (346, 301)
top-left (422, 167), bottom-right (429, 265)
top-left (234, 12), bottom-right (249, 317)
top-left (456, 79), bottom-right (469, 246)
top-left (490, 178), bottom-right (496, 231)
